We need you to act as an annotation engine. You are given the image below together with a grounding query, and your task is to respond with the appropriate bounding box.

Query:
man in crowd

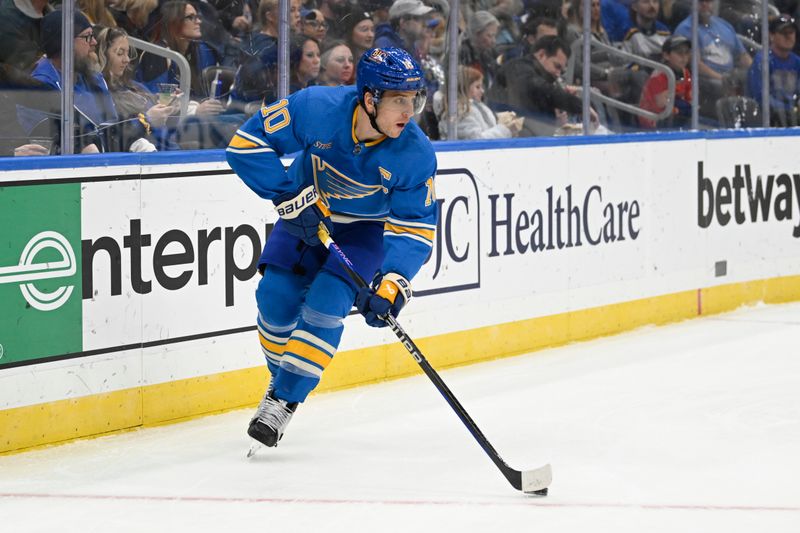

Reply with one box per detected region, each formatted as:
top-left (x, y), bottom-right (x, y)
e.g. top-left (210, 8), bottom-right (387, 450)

top-left (622, 0), bottom-right (671, 61)
top-left (492, 35), bottom-right (598, 136)
top-left (374, 0), bottom-right (433, 53)
top-left (30, 10), bottom-right (112, 153)
top-left (30, 10), bottom-right (153, 153)
top-left (499, 16), bottom-right (558, 64)
top-left (748, 14), bottom-right (800, 127)
top-left (674, 0), bottom-right (752, 116)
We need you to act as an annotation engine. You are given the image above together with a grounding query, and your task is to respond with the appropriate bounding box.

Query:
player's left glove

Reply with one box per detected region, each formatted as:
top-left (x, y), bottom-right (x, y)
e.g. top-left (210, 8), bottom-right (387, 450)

top-left (273, 184), bottom-right (333, 246)
top-left (355, 272), bottom-right (412, 328)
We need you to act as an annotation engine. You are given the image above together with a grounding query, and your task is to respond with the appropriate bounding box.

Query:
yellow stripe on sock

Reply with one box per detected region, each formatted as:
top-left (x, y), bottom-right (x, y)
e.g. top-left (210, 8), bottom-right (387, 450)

top-left (284, 338), bottom-right (332, 369)
top-left (259, 332), bottom-right (287, 355)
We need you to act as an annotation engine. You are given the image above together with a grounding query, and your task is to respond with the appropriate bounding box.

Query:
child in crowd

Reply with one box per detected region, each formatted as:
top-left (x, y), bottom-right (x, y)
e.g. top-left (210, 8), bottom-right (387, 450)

top-left (638, 35), bottom-right (693, 129)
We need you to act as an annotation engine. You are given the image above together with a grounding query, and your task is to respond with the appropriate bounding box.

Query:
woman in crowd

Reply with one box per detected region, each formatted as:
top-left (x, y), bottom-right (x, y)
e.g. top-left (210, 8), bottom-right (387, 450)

top-left (316, 40), bottom-right (354, 86)
top-left (343, 8), bottom-right (374, 78)
top-left (290, 35), bottom-right (321, 93)
top-left (562, 0), bottom-right (620, 95)
top-left (136, 0), bottom-right (224, 117)
top-left (437, 66), bottom-right (523, 140)
top-left (459, 11), bottom-right (501, 92)
top-left (96, 25), bottom-right (179, 150)
top-left (302, 9), bottom-right (330, 45)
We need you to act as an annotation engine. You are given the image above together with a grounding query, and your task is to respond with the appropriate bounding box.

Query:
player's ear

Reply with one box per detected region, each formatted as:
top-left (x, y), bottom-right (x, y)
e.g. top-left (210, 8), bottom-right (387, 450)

top-left (363, 91), bottom-right (376, 114)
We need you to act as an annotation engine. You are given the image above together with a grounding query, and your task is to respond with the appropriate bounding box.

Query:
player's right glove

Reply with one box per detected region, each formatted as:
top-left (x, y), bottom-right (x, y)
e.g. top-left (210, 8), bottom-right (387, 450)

top-left (355, 272), bottom-right (412, 328)
top-left (273, 184), bottom-right (333, 246)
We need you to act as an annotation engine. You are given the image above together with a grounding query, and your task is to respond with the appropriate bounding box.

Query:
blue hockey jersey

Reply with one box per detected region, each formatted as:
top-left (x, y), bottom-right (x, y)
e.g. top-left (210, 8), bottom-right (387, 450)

top-left (226, 85), bottom-right (438, 280)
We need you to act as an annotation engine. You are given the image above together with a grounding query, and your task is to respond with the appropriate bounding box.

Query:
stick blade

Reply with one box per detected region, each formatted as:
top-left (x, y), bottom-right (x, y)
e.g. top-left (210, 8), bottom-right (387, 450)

top-left (520, 463), bottom-right (552, 495)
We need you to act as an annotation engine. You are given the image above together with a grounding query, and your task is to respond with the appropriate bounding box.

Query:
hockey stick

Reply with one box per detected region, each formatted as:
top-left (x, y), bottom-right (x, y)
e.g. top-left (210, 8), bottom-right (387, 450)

top-left (317, 224), bottom-right (552, 495)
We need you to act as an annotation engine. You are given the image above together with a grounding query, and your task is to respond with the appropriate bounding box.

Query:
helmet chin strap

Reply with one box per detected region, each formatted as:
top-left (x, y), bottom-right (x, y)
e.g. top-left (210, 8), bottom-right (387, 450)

top-left (359, 91), bottom-right (385, 136)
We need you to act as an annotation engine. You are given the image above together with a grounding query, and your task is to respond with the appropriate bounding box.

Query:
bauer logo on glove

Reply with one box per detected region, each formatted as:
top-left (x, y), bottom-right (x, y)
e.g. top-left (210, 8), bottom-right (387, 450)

top-left (355, 272), bottom-right (412, 328)
top-left (275, 186), bottom-right (320, 218)
top-left (273, 185), bottom-right (333, 246)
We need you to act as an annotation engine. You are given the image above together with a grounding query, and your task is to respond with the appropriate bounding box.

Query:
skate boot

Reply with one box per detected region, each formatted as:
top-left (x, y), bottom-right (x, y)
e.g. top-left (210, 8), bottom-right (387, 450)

top-left (247, 391), bottom-right (299, 447)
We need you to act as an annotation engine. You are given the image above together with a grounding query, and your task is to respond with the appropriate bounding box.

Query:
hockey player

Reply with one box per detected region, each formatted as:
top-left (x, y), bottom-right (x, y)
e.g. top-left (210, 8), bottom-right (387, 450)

top-left (226, 47), bottom-right (438, 448)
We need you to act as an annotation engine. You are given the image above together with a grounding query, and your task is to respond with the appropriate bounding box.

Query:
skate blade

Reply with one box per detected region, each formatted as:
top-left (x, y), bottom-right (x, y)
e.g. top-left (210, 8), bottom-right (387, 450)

top-left (246, 440), bottom-right (263, 458)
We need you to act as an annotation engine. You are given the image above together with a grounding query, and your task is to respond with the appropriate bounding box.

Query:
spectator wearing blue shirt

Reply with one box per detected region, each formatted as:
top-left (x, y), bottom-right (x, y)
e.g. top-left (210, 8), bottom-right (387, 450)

top-left (674, 0), bottom-right (752, 117)
top-left (674, 0), bottom-right (751, 78)
top-left (748, 14), bottom-right (800, 127)
top-left (31, 10), bottom-right (118, 153)
top-left (601, 0), bottom-right (633, 43)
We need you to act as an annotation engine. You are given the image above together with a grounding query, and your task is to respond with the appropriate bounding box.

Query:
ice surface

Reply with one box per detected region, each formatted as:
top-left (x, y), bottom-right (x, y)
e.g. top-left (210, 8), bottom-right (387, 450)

top-left (2, 302), bottom-right (799, 532)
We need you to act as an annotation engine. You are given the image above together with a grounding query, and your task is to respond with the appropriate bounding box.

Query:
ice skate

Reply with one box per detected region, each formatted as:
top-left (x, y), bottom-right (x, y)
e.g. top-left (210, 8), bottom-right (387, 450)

top-left (247, 391), bottom-right (298, 450)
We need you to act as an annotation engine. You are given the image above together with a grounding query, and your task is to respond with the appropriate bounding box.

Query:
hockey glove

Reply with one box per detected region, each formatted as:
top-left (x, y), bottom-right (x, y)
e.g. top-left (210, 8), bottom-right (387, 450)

top-left (355, 272), bottom-right (412, 328)
top-left (273, 184), bottom-right (333, 246)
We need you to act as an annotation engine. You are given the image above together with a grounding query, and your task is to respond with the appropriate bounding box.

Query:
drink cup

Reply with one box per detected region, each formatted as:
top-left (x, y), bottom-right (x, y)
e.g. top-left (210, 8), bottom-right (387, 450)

top-left (157, 83), bottom-right (179, 106)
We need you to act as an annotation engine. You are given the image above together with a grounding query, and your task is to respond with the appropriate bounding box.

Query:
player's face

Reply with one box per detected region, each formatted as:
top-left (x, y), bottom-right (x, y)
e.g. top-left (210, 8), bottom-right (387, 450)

top-left (375, 90), bottom-right (418, 138)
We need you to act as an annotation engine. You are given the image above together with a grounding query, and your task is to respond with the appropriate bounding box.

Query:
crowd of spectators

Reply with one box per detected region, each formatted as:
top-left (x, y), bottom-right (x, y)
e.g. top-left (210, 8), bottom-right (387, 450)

top-left (1, 0), bottom-right (800, 156)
